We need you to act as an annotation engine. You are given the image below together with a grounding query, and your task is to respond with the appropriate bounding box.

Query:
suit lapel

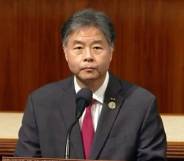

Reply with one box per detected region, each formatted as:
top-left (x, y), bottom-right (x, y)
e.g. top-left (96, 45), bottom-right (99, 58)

top-left (90, 74), bottom-right (132, 159)
top-left (58, 77), bottom-right (84, 158)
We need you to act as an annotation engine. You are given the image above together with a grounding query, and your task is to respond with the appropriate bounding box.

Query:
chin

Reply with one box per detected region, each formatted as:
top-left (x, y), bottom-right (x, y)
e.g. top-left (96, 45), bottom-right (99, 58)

top-left (79, 72), bottom-right (98, 79)
top-left (78, 75), bottom-right (98, 82)
top-left (81, 76), bottom-right (97, 81)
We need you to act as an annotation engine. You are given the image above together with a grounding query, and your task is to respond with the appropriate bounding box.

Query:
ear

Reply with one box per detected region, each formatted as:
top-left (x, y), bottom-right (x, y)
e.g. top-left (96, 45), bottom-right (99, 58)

top-left (63, 46), bottom-right (68, 62)
top-left (109, 47), bottom-right (114, 61)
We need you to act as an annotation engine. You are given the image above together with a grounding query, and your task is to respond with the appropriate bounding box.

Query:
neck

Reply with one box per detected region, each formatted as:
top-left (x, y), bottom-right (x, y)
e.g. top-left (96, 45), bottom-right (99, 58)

top-left (76, 75), bottom-right (106, 92)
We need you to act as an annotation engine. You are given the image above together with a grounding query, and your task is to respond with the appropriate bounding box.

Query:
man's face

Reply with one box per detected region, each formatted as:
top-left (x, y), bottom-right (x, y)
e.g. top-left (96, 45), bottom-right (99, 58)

top-left (63, 26), bottom-right (113, 87)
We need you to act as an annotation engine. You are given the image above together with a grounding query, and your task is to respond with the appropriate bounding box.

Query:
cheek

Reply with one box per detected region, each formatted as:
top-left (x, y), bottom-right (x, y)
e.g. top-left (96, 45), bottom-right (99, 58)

top-left (66, 56), bottom-right (80, 71)
top-left (99, 54), bottom-right (112, 69)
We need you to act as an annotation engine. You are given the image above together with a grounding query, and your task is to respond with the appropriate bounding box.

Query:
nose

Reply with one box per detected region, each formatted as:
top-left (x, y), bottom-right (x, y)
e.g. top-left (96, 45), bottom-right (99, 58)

top-left (83, 48), bottom-right (94, 62)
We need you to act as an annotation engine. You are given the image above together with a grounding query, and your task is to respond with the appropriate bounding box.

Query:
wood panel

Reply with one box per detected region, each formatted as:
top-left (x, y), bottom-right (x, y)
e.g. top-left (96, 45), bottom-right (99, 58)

top-left (1, 113), bottom-right (184, 161)
top-left (1, 139), bottom-right (184, 161)
top-left (0, 0), bottom-right (184, 113)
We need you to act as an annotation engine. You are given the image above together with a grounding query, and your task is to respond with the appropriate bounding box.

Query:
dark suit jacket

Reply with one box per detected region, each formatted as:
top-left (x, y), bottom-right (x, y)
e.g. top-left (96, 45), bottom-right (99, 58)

top-left (15, 74), bottom-right (167, 161)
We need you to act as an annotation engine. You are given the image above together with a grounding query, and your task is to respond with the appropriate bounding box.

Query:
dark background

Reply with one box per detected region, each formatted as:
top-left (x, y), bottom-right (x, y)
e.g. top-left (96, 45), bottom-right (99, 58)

top-left (0, 0), bottom-right (184, 113)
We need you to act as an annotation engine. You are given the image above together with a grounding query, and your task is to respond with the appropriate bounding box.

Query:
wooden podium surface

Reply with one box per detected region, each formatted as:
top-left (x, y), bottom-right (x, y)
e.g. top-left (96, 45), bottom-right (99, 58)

top-left (2, 157), bottom-right (111, 161)
top-left (0, 112), bottom-right (184, 161)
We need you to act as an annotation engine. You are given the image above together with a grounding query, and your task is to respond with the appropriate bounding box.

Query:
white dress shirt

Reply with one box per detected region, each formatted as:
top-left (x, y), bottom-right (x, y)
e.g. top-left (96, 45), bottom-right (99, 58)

top-left (74, 72), bottom-right (109, 131)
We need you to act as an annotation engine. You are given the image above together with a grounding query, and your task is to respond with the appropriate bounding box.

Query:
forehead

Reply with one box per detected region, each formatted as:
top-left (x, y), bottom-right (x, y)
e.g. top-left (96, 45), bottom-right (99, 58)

top-left (67, 26), bottom-right (108, 44)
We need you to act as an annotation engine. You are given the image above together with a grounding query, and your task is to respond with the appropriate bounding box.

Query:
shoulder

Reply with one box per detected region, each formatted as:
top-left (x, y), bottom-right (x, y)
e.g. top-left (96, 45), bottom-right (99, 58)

top-left (109, 74), bottom-right (156, 103)
top-left (110, 75), bottom-right (158, 118)
top-left (121, 81), bottom-right (157, 112)
top-left (30, 76), bottom-right (74, 100)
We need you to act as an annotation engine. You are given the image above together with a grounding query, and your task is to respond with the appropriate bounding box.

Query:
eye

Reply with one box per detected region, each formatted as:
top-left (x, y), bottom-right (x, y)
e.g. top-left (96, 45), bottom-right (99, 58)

top-left (73, 46), bottom-right (83, 50)
top-left (93, 46), bottom-right (103, 50)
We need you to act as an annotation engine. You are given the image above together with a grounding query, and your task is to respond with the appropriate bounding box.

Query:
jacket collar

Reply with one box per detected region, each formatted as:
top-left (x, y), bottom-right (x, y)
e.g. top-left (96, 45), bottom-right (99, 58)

top-left (90, 74), bottom-right (133, 159)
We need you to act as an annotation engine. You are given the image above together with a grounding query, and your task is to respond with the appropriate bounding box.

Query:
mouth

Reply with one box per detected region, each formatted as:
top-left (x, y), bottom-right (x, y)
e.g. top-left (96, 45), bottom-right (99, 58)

top-left (81, 67), bottom-right (96, 72)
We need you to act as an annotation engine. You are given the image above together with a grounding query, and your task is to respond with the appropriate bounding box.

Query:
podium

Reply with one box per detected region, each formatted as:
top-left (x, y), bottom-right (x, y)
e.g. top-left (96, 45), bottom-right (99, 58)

top-left (1, 113), bottom-right (184, 160)
top-left (2, 157), bottom-right (119, 161)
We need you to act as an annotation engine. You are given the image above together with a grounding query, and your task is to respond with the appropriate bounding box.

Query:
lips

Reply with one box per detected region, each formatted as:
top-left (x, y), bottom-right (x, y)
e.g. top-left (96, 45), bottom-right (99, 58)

top-left (81, 64), bottom-right (96, 68)
top-left (81, 66), bottom-right (96, 71)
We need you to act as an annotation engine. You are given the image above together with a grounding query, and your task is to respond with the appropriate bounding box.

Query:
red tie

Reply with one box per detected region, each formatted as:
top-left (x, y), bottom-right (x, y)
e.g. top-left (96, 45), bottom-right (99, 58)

top-left (81, 104), bottom-right (94, 159)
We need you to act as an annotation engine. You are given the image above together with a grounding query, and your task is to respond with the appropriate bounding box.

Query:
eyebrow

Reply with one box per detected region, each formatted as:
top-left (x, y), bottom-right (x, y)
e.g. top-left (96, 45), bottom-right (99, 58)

top-left (72, 40), bottom-right (84, 45)
top-left (72, 40), bottom-right (104, 45)
top-left (92, 40), bottom-right (104, 45)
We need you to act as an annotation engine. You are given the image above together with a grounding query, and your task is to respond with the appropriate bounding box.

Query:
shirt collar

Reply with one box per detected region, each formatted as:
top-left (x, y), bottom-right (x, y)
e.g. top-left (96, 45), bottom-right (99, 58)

top-left (74, 72), bottom-right (109, 104)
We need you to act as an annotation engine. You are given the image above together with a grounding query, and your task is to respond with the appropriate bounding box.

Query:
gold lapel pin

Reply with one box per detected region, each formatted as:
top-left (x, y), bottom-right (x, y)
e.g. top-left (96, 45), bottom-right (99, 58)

top-left (108, 98), bottom-right (117, 110)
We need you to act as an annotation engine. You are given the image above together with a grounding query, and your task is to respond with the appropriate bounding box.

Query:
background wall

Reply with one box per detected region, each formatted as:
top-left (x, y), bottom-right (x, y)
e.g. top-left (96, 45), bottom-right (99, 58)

top-left (0, 0), bottom-right (184, 113)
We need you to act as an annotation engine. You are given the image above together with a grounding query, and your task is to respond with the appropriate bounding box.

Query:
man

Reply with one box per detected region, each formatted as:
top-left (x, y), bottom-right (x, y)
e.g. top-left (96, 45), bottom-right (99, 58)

top-left (15, 9), bottom-right (167, 161)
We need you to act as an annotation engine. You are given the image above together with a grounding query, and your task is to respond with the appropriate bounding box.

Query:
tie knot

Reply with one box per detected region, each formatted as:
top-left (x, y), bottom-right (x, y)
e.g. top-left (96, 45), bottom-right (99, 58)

top-left (86, 99), bottom-right (95, 108)
top-left (92, 98), bottom-right (97, 104)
